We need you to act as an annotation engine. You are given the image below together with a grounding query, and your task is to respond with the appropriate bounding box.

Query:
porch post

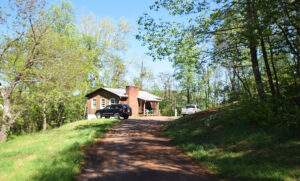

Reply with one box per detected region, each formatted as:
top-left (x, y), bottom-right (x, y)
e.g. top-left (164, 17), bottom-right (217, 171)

top-left (158, 102), bottom-right (160, 116)
top-left (143, 101), bottom-right (146, 116)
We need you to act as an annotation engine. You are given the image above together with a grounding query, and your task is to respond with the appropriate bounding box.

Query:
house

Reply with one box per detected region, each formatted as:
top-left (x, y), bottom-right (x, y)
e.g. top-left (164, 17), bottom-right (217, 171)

top-left (85, 85), bottom-right (162, 119)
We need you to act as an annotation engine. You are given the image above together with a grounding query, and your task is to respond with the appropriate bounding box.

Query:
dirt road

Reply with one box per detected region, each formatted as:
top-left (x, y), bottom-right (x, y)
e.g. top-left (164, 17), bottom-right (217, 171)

top-left (77, 117), bottom-right (219, 181)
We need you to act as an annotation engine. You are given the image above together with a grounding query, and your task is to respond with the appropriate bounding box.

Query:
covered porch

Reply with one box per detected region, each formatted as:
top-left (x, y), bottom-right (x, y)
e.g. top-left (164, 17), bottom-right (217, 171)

top-left (138, 99), bottom-right (160, 116)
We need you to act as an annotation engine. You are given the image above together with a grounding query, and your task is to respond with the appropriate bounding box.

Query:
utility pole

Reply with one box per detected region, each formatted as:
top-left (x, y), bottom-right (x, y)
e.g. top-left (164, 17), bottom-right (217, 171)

top-left (140, 60), bottom-right (145, 90)
top-left (175, 98), bottom-right (177, 117)
top-left (174, 91), bottom-right (177, 117)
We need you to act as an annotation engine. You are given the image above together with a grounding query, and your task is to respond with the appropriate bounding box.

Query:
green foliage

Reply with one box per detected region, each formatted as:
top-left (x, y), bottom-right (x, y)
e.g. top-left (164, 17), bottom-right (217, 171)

top-left (137, 0), bottom-right (300, 115)
top-left (160, 99), bottom-right (175, 116)
top-left (164, 107), bottom-right (300, 180)
top-left (0, 119), bottom-right (119, 181)
top-left (80, 14), bottom-right (132, 89)
top-left (237, 96), bottom-right (300, 127)
top-left (0, 0), bottom-right (132, 140)
top-left (50, 0), bottom-right (77, 36)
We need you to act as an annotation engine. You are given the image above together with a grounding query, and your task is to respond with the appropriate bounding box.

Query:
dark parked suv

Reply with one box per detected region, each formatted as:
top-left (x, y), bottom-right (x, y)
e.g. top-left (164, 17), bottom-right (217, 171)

top-left (95, 104), bottom-right (132, 119)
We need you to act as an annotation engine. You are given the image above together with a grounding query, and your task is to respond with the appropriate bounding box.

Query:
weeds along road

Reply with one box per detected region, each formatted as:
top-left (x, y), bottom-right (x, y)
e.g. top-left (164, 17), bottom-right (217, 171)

top-left (77, 117), bottom-right (219, 181)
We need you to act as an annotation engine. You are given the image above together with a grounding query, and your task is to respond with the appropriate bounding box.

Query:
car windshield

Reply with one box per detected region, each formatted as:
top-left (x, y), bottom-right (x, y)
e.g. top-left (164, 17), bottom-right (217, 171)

top-left (104, 106), bottom-right (111, 110)
top-left (186, 105), bottom-right (196, 108)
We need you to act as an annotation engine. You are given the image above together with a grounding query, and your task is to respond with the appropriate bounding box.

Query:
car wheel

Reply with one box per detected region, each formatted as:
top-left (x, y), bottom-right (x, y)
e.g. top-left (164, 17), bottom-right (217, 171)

top-left (123, 115), bottom-right (129, 119)
top-left (114, 113), bottom-right (120, 119)
top-left (96, 113), bottom-right (101, 119)
top-left (105, 116), bottom-right (110, 119)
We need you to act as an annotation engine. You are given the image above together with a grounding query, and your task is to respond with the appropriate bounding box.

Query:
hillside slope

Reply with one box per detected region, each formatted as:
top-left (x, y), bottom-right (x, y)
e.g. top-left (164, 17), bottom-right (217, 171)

top-left (164, 106), bottom-right (300, 180)
top-left (0, 119), bottom-right (119, 181)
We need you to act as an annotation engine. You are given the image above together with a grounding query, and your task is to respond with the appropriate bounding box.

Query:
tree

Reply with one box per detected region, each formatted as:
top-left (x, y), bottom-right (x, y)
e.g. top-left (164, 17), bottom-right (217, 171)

top-left (132, 58), bottom-right (154, 90)
top-left (0, 0), bottom-right (50, 142)
top-left (158, 72), bottom-right (174, 101)
top-left (32, 32), bottom-right (90, 130)
top-left (137, 0), bottom-right (299, 100)
top-left (80, 14), bottom-right (132, 89)
top-left (0, 1), bottom-right (136, 140)
top-left (0, 0), bottom-right (93, 140)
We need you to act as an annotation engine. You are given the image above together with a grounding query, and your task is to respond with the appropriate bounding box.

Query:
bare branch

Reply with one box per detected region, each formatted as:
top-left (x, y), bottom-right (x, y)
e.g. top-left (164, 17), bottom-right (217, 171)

top-left (29, 13), bottom-right (37, 43)
top-left (21, 79), bottom-right (40, 82)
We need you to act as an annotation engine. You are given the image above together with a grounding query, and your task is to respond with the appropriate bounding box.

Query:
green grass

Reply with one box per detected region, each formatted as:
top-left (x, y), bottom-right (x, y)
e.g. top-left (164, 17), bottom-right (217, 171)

top-left (0, 119), bottom-right (119, 181)
top-left (164, 107), bottom-right (300, 180)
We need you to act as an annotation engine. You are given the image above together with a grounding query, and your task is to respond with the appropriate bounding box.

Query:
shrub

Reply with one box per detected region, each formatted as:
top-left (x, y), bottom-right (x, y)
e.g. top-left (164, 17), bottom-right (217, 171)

top-left (237, 96), bottom-right (300, 127)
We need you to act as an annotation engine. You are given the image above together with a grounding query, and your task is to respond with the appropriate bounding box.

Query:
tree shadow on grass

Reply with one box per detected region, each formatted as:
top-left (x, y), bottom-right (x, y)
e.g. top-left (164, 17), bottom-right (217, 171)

top-left (30, 141), bottom-right (82, 181)
top-left (74, 122), bottom-right (115, 131)
top-left (166, 112), bottom-right (300, 180)
top-left (193, 146), bottom-right (300, 181)
top-left (30, 121), bottom-right (118, 181)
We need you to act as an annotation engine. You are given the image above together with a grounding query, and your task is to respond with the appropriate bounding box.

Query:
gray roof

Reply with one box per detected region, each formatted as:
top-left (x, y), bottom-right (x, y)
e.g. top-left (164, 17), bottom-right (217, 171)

top-left (102, 88), bottom-right (128, 97)
top-left (138, 91), bottom-right (161, 101)
top-left (102, 88), bottom-right (161, 101)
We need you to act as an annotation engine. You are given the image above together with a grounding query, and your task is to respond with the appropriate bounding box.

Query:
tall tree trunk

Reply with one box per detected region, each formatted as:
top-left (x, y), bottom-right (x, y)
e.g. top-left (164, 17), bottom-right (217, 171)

top-left (205, 78), bottom-right (210, 109)
top-left (227, 66), bottom-right (236, 95)
top-left (0, 123), bottom-right (7, 142)
top-left (260, 37), bottom-right (276, 96)
top-left (230, 75), bottom-right (236, 92)
top-left (0, 107), bottom-right (8, 142)
top-left (205, 88), bottom-right (208, 109)
top-left (187, 86), bottom-right (190, 104)
top-left (0, 98), bottom-right (10, 142)
top-left (58, 102), bottom-right (64, 126)
top-left (246, 0), bottom-right (265, 99)
top-left (169, 85), bottom-right (171, 101)
top-left (42, 100), bottom-right (47, 131)
top-left (0, 96), bottom-right (19, 142)
top-left (0, 81), bottom-right (18, 142)
top-left (267, 36), bottom-right (280, 95)
top-left (297, 57), bottom-right (300, 81)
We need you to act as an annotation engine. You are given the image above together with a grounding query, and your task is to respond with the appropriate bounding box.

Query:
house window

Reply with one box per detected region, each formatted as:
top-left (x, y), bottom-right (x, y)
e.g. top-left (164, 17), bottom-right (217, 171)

top-left (110, 98), bottom-right (116, 105)
top-left (100, 98), bottom-right (106, 109)
top-left (92, 98), bottom-right (96, 108)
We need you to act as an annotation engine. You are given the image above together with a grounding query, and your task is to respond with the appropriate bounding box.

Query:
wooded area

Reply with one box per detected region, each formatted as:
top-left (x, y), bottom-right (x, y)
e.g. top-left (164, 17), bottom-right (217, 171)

top-left (0, 0), bottom-right (299, 142)
top-left (0, 0), bottom-right (135, 142)
top-left (138, 0), bottom-right (300, 123)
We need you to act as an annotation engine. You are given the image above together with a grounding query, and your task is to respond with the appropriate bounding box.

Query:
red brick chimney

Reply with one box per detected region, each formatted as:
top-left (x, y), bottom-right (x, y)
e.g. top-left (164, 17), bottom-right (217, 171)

top-left (126, 85), bottom-right (139, 117)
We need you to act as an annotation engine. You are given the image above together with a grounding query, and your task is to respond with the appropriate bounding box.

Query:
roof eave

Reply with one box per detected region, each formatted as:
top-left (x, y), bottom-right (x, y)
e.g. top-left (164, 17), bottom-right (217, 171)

top-left (138, 98), bottom-right (162, 102)
top-left (85, 88), bottom-right (103, 98)
top-left (85, 88), bottom-right (128, 98)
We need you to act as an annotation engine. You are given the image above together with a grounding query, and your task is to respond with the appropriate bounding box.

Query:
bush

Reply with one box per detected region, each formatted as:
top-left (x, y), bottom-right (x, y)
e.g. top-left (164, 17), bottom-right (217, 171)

top-left (160, 100), bottom-right (175, 116)
top-left (237, 96), bottom-right (300, 127)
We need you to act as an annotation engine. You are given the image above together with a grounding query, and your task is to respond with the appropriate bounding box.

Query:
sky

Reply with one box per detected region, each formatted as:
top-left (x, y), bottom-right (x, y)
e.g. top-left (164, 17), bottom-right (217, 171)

top-left (65, 0), bottom-right (174, 81)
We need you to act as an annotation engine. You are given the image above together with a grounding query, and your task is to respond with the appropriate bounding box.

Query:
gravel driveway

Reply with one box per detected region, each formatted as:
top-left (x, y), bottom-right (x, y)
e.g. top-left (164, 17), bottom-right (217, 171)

top-left (77, 117), bottom-right (219, 181)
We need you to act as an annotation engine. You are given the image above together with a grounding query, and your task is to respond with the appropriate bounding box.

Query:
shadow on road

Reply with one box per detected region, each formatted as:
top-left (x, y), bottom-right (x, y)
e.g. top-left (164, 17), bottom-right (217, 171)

top-left (78, 118), bottom-right (219, 181)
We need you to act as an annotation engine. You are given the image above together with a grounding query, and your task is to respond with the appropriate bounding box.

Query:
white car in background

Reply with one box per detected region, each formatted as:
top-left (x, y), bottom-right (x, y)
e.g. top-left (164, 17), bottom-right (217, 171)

top-left (181, 104), bottom-right (201, 116)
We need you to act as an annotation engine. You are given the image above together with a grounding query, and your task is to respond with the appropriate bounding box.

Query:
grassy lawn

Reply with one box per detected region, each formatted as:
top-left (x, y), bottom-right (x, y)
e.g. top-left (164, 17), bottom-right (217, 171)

top-left (164, 107), bottom-right (300, 180)
top-left (0, 119), bottom-right (119, 181)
